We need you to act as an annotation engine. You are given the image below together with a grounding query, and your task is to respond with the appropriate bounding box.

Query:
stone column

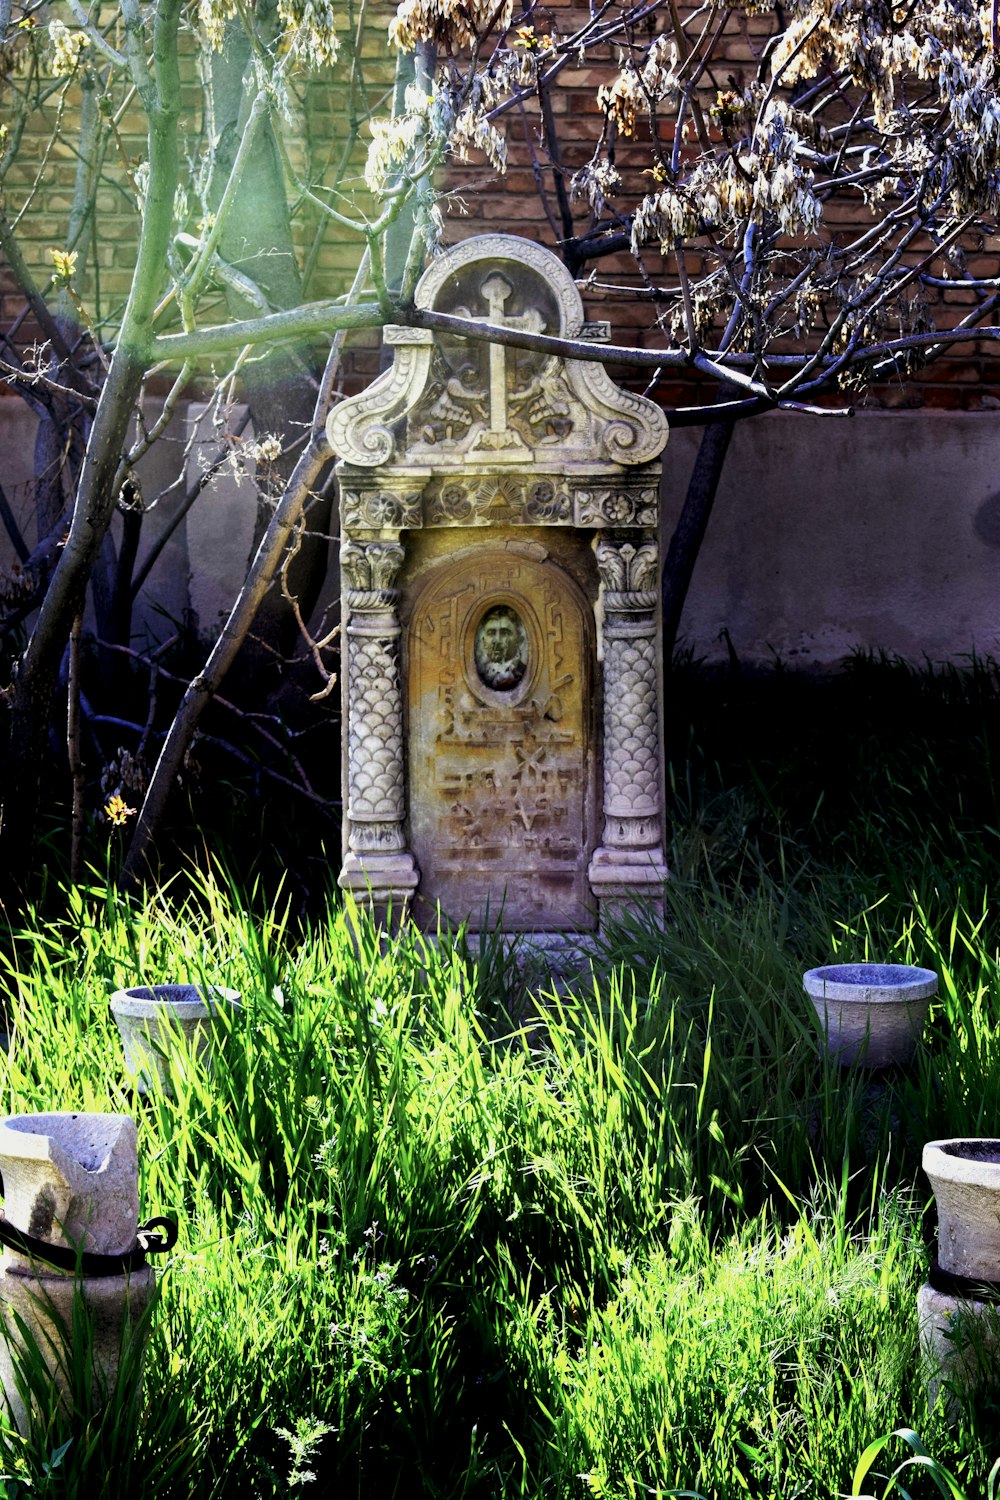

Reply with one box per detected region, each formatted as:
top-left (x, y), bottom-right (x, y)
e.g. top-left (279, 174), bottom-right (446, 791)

top-left (338, 540), bottom-right (419, 919)
top-left (588, 538), bottom-right (668, 924)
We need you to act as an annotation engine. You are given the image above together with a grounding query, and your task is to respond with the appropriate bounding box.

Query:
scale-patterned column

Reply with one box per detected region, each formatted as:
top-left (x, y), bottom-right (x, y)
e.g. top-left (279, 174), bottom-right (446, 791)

top-left (339, 541), bottom-right (418, 914)
top-left (588, 538), bottom-right (668, 920)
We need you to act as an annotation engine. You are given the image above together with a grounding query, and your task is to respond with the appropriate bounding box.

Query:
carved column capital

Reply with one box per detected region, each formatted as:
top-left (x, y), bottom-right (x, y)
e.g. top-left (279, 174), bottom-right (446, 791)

top-left (595, 538), bottom-right (659, 608)
top-left (341, 540), bottom-right (404, 598)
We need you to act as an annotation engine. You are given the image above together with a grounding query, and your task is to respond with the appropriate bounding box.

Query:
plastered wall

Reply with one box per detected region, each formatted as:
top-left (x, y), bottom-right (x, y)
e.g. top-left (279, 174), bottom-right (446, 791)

top-left (661, 410), bottom-right (1000, 670)
top-left (3, 403), bottom-right (999, 669)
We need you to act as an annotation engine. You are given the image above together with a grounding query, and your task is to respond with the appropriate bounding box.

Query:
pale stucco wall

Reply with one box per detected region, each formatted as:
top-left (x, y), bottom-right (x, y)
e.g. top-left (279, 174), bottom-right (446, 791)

top-left (2, 403), bottom-right (997, 666)
top-left (661, 409), bottom-right (1000, 670)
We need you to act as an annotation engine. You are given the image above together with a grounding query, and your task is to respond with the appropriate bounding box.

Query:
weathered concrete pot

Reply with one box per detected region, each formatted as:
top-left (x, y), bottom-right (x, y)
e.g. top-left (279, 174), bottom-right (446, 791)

top-left (923, 1139), bottom-right (1000, 1281)
top-left (919, 1139), bottom-right (1000, 1412)
top-left (110, 984), bottom-right (241, 1094)
top-left (802, 962), bottom-right (936, 1067)
top-left (0, 1113), bottom-right (155, 1432)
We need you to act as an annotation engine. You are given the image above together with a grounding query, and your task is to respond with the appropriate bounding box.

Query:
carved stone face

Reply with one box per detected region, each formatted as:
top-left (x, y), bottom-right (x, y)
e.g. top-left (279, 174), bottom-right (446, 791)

top-left (474, 606), bottom-right (528, 690)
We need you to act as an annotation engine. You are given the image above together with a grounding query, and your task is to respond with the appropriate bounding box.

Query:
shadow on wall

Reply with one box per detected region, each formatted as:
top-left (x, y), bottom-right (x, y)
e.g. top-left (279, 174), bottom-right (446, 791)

top-left (661, 409), bottom-right (1000, 670)
top-left (0, 399), bottom-right (338, 652)
top-left (973, 490), bottom-right (1000, 548)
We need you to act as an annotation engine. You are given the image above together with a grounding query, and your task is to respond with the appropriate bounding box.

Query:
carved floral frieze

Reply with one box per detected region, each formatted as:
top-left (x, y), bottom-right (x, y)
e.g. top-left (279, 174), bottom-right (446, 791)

top-left (424, 476), bottom-right (571, 527)
top-left (341, 489), bottom-right (423, 531)
top-left (340, 479), bottom-right (664, 534)
top-left (575, 486), bottom-right (659, 529)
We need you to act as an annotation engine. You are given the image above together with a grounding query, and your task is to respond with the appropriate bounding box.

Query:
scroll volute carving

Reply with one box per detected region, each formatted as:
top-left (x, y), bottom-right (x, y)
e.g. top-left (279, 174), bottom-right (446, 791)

top-left (326, 330), bottom-right (434, 468)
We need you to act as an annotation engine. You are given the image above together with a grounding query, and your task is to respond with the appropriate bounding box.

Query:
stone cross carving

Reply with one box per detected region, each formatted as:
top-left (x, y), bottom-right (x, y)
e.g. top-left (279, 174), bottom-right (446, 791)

top-left (473, 271), bottom-right (534, 453)
top-left (326, 234), bottom-right (670, 938)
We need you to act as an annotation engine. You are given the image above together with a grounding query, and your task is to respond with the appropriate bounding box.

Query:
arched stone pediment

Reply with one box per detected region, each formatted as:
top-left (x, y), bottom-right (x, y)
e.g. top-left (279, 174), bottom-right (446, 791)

top-left (327, 235), bottom-right (668, 475)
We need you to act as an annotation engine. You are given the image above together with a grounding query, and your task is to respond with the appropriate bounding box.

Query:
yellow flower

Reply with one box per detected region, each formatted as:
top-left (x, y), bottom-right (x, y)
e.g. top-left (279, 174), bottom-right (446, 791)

top-left (643, 161), bottom-right (669, 183)
top-left (104, 794), bottom-right (136, 827)
top-left (49, 248), bottom-right (78, 285)
top-left (513, 25), bottom-right (554, 51)
top-left (710, 88), bottom-right (743, 127)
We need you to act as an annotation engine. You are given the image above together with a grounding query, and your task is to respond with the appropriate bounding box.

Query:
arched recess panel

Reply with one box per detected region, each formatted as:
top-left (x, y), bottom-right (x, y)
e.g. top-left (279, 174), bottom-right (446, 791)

top-left (407, 546), bottom-right (597, 931)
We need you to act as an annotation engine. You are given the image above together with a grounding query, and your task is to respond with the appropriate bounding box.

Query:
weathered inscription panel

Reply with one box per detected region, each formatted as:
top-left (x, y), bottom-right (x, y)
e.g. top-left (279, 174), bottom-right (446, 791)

top-left (408, 549), bottom-right (595, 931)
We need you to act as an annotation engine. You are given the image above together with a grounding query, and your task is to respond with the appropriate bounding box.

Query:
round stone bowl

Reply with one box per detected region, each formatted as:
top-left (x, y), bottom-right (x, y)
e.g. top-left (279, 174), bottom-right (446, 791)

top-left (923, 1139), bottom-right (1000, 1281)
top-left (0, 1112), bottom-right (154, 1434)
top-left (0, 1112), bottom-right (139, 1257)
top-left (802, 962), bottom-right (937, 1068)
top-left (109, 985), bottom-right (242, 1095)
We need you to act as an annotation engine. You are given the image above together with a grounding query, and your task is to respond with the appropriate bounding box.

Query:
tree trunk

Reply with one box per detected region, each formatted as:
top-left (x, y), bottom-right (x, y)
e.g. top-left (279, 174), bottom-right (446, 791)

top-left (661, 413), bottom-right (736, 670)
top-left (1, 351), bottom-right (150, 909)
top-left (0, 4), bottom-right (182, 910)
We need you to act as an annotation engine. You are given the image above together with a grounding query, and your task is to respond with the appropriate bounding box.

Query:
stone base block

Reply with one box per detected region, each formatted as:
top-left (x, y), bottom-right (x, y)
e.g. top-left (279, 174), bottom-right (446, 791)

top-left (339, 851), bottom-right (419, 930)
top-left (917, 1280), bottom-right (1000, 1416)
top-left (462, 930), bottom-right (597, 989)
top-left (588, 847), bottom-right (668, 931)
top-left (0, 1261), bottom-right (155, 1433)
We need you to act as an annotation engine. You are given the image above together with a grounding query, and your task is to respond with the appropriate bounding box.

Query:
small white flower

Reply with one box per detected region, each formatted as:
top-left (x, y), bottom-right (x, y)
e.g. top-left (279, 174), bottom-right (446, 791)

top-left (49, 19), bottom-right (90, 76)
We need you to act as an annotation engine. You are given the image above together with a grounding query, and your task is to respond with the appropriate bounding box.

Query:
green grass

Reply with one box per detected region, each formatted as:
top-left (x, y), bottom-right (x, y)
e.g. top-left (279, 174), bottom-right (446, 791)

top-left (1, 654), bottom-right (1000, 1494)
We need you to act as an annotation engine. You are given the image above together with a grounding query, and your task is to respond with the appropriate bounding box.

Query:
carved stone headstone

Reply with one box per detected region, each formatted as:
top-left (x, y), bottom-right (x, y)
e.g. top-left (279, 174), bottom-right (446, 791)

top-left (328, 235), bottom-right (669, 936)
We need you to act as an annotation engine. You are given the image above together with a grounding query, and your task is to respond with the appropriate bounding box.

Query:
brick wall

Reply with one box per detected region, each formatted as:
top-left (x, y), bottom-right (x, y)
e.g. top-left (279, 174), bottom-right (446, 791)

top-left (2, 2), bottom-right (998, 409)
top-left (435, 0), bottom-right (1000, 411)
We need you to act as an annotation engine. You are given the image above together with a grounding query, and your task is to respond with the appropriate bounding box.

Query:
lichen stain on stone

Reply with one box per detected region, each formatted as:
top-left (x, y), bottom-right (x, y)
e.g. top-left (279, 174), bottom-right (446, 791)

top-left (28, 1186), bottom-right (56, 1240)
top-left (408, 545), bottom-right (595, 931)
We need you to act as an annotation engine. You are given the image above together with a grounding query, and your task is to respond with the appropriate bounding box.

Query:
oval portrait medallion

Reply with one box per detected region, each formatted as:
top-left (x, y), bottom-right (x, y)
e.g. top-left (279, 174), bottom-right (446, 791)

top-left (473, 605), bottom-right (529, 692)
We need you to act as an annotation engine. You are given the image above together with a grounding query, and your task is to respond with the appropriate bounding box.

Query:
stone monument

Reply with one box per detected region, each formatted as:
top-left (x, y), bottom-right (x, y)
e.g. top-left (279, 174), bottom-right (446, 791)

top-left (327, 234), bottom-right (669, 938)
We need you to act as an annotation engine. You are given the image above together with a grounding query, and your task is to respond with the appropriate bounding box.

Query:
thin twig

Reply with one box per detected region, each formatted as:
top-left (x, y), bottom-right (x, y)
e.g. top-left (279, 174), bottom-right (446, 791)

top-left (68, 611), bottom-right (85, 883)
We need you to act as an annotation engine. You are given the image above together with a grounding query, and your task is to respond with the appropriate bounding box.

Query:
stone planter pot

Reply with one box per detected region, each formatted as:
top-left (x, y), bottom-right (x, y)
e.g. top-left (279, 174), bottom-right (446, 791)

top-left (919, 1139), bottom-right (1000, 1411)
top-left (802, 962), bottom-right (937, 1068)
top-left (110, 984), bottom-right (242, 1094)
top-left (0, 1113), bottom-right (155, 1431)
top-left (923, 1139), bottom-right (1000, 1281)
